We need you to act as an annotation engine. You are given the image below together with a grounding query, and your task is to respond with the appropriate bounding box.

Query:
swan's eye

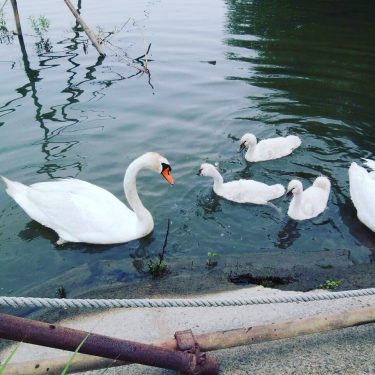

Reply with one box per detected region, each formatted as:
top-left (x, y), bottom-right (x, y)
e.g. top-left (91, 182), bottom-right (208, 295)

top-left (161, 162), bottom-right (172, 173)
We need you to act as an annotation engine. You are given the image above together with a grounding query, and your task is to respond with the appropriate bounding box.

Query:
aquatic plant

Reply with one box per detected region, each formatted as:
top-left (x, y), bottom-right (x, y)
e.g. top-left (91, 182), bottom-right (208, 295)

top-left (29, 15), bottom-right (50, 37)
top-left (206, 251), bottom-right (219, 269)
top-left (29, 15), bottom-right (52, 53)
top-left (320, 279), bottom-right (342, 290)
top-left (148, 219), bottom-right (170, 278)
top-left (148, 259), bottom-right (168, 278)
top-left (0, 10), bottom-right (13, 44)
top-left (56, 286), bottom-right (67, 299)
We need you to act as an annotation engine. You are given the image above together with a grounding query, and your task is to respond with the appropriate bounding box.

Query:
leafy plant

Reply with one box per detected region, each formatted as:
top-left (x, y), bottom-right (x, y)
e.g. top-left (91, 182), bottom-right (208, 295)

top-left (206, 251), bottom-right (219, 269)
top-left (29, 15), bottom-right (50, 37)
top-left (320, 279), bottom-right (342, 290)
top-left (0, 10), bottom-right (7, 32)
top-left (148, 259), bottom-right (168, 278)
top-left (29, 15), bottom-right (52, 53)
top-left (56, 286), bottom-right (67, 299)
top-left (0, 10), bottom-right (13, 44)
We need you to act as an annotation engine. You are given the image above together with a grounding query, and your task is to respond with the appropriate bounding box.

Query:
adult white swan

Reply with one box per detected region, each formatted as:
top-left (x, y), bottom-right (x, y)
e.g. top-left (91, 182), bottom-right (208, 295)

top-left (198, 163), bottom-right (285, 204)
top-left (286, 176), bottom-right (330, 220)
top-left (240, 133), bottom-right (301, 162)
top-left (2, 152), bottom-right (174, 245)
top-left (349, 159), bottom-right (375, 232)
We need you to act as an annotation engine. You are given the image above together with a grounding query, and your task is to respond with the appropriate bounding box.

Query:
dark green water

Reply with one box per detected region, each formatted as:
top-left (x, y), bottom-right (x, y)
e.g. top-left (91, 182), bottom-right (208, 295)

top-left (0, 0), bottom-right (375, 296)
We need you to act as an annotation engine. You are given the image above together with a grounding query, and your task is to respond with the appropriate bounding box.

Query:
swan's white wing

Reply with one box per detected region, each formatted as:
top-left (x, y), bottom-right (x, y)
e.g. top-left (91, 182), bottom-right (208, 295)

top-left (288, 184), bottom-right (329, 220)
top-left (300, 186), bottom-right (329, 217)
top-left (219, 180), bottom-right (284, 204)
top-left (256, 136), bottom-right (301, 161)
top-left (349, 162), bottom-right (375, 232)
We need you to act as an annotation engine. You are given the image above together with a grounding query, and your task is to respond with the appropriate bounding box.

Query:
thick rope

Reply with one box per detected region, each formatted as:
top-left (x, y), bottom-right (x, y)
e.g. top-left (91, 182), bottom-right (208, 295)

top-left (1, 288), bottom-right (375, 309)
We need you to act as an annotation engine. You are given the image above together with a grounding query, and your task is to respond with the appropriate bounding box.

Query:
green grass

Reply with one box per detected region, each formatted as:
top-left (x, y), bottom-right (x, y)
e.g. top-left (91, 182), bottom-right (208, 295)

top-left (0, 333), bottom-right (90, 375)
top-left (320, 279), bottom-right (342, 290)
top-left (60, 333), bottom-right (90, 375)
top-left (0, 343), bottom-right (21, 374)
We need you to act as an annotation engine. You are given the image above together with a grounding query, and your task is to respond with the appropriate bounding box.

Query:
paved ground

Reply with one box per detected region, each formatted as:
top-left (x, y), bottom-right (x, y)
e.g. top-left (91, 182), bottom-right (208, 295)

top-left (1, 286), bottom-right (375, 374)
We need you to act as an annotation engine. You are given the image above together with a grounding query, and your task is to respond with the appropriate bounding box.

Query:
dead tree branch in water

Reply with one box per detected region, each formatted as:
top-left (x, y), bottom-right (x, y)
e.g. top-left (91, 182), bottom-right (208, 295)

top-left (64, 0), bottom-right (105, 56)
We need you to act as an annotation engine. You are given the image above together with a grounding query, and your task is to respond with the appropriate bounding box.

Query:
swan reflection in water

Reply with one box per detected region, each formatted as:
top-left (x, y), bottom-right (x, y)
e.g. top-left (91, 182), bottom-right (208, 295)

top-left (275, 219), bottom-right (300, 249)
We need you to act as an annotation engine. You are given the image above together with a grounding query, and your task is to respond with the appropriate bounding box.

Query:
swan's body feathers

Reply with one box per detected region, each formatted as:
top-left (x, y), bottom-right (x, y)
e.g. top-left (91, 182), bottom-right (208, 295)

top-left (287, 176), bottom-right (330, 220)
top-left (216, 179), bottom-right (285, 204)
top-left (349, 161), bottom-right (375, 232)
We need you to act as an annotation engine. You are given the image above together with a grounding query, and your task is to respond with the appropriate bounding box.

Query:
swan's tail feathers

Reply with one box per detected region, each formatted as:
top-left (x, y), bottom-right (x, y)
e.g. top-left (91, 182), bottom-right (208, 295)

top-left (362, 158), bottom-right (375, 171)
top-left (313, 176), bottom-right (331, 191)
top-left (272, 184), bottom-right (286, 199)
top-left (1, 176), bottom-right (28, 198)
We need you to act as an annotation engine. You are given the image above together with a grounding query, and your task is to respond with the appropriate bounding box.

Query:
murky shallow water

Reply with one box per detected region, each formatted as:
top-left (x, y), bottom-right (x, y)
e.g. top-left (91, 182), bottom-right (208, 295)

top-left (0, 0), bottom-right (375, 296)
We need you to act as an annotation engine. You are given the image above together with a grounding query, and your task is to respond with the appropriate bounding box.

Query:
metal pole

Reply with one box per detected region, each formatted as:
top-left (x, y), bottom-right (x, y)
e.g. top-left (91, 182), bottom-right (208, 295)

top-left (10, 0), bottom-right (22, 35)
top-left (0, 314), bottom-right (219, 374)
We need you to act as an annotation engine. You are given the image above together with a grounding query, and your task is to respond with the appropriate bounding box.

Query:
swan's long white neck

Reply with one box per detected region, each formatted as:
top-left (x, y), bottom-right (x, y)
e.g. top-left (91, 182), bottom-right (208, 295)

top-left (209, 168), bottom-right (224, 190)
top-left (245, 144), bottom-right (255, 160)
top-left (291, 190), bottom-right (303, 207)
top-left (123, 156), bottom-right (153, 226)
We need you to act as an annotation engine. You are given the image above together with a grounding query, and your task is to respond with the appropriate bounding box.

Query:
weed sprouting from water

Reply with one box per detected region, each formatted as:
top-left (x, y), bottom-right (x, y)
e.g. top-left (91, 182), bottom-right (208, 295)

top-left (29, 15), bottom-right (50, 37)
top-left (148, 219), bottom-right (170, 278)
top-left (206, 251), bottom-right (219, 269)
top-left (0, 10), bottom-right (13, 44)
top-left (56, 286), bottom-right (67, 299)
top-left (28, 15), bottom-right (52, 53)
top-left (320, 279), bottom-right (342, 290)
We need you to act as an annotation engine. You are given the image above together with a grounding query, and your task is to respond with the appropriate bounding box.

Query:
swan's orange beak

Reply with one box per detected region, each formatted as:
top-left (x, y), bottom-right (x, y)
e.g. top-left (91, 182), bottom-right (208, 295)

top-left (161, 165), bottom-right (174, 185)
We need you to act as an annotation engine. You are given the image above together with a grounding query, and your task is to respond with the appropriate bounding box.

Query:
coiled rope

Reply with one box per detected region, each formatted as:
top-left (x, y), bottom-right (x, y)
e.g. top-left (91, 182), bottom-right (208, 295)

top-left (1, 287), bottom-right (375, 309)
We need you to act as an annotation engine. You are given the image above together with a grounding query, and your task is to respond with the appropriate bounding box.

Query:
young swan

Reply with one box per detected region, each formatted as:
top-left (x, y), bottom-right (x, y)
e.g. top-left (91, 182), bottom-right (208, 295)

top-left (198, 163), bottom-right (285, 205)
top-left (286, 176), bottom-right (331, 220)
top-left (240, 133), bottom-right (301, 162)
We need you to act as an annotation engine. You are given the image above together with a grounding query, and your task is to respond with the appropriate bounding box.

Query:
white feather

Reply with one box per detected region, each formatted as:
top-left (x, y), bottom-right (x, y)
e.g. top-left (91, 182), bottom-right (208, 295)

top-left (199, 163), bottom-right (285, 204)
top-left (287, 176), bottom-right (330, 220)
top-left (240, 133), bottom-right (301, 162)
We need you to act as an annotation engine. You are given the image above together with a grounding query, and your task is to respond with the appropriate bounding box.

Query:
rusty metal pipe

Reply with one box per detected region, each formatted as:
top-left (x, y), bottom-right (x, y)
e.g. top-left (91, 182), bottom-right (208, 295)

top-left (0, 313), bottom-right (219, 375)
